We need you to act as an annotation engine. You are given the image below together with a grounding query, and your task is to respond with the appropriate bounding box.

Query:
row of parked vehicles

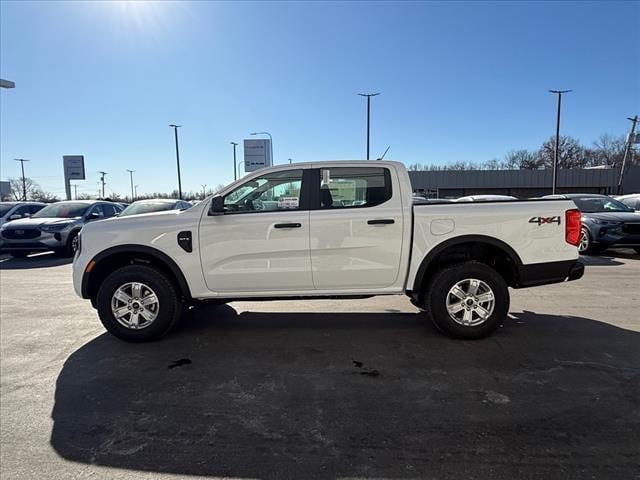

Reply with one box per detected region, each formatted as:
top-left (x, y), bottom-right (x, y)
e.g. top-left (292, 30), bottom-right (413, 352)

top-left (1, 191), bottom-right (638, 260)
top-left (0, 198), bottom-right (192, 258)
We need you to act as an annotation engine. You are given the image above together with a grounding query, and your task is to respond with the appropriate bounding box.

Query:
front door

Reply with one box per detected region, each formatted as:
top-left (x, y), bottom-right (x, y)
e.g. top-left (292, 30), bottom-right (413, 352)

top-left (199, 168), bottom-right (313, 294)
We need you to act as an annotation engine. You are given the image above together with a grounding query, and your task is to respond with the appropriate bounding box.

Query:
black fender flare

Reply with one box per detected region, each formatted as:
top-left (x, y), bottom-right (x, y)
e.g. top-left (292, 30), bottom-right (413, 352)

top-left (411, 234), bottom-right (524, 292)
top-left (81, 244), bottom-right (192, 300)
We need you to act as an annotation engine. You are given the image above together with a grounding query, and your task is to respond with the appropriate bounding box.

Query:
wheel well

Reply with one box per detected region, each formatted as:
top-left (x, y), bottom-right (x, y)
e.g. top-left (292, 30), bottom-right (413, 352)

top-left (84, 250), bottom-right (191, 305)
top-left (412, 241), bottom-right (520, 304)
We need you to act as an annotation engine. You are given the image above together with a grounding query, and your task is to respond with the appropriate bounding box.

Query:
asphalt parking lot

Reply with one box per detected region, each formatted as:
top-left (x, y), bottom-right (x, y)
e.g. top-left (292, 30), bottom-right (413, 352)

top-left (1, 251), bottom-right (639, 480)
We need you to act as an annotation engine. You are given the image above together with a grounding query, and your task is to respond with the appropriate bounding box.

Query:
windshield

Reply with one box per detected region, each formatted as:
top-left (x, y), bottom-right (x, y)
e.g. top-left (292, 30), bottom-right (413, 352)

top-left (0, 204), bottom-right (16, 216)
top-left (572, 197), bottom-right (633, 213)
top-left (32, 202), bottom-right (90, 218)
top-left (120, 201), bottom-right (177, 217)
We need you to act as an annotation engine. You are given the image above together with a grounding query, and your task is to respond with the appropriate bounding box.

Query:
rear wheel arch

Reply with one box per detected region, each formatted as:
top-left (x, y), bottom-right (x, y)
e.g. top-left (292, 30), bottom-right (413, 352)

top-left (82, 245), bottom-right (192, 304)
top-left (411, 235), bottom-right (523, 304)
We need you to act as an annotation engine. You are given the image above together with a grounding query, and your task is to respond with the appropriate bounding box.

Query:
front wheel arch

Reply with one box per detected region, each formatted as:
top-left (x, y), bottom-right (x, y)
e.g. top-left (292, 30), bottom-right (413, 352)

top-left (82, 245), bottom-right (192, 305)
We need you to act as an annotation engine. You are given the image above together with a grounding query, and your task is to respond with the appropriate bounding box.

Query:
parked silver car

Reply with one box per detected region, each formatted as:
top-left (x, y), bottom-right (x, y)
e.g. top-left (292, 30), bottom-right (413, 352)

top-left (0, 201), bottom-right (46, 226)
top-left (0, 200), bottom-right (122, 258)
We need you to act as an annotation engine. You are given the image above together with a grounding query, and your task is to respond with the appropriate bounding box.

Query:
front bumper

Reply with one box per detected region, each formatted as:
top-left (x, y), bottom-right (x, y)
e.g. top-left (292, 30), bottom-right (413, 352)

top-left (517, 259), bottom-right (585, 288)
top-left (590, 224), bottom-right (640, 248)
top-left (0, 231), bottom-right (69, 252)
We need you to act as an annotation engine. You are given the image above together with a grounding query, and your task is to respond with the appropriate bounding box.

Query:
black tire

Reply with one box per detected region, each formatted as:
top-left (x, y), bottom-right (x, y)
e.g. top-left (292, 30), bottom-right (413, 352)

top-left (424, 261), bottom-right (509, 340)
top-left (9, 251), bottom-right (29, 258)
top-left (578, 227), bottom-right (606, 255)
top-left (96, 264), bottom-right (182, 342)
top-left (55, 230), bottom-right (79, 257)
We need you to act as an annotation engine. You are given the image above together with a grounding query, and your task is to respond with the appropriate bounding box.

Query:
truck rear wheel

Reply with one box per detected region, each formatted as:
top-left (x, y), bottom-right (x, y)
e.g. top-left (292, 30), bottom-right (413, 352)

top-left (96, 264), bottom-right (182, 342)
top-left (425, 261), bottom-right (509, 339)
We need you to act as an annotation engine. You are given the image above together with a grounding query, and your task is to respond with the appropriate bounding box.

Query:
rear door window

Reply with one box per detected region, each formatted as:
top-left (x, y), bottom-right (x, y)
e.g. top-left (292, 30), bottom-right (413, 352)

top-left (318, 167), bottom-right (392, 209)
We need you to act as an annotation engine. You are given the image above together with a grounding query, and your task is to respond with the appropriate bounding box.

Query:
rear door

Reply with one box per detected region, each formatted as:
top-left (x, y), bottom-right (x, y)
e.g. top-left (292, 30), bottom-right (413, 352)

top-left (309, 166), bottom-right (404, 290)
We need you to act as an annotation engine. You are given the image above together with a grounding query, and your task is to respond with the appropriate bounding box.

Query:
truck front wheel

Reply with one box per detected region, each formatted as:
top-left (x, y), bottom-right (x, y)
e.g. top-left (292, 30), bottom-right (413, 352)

top-left (425, 262), bottom-right (509, 339)
top-left (96, 264), bottom-right (182, 342)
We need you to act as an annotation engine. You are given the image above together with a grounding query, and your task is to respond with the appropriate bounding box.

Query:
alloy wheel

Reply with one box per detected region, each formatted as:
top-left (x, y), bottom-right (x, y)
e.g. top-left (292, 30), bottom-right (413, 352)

top-left (445, 278), bottom-right (495, 326)
top-left (111, 282), bottom-right (160, 330)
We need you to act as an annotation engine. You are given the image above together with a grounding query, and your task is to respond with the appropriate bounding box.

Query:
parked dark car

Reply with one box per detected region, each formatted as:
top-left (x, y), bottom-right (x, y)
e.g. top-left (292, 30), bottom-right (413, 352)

top-left (118, 199), bottom-right (191, 217)
top-left (544, 194), bottom-right (640, 255)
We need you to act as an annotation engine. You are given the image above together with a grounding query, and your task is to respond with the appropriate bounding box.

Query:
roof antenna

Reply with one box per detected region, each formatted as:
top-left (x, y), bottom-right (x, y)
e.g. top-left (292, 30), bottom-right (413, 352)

top-left (377, 145), bottom-right (390, 160)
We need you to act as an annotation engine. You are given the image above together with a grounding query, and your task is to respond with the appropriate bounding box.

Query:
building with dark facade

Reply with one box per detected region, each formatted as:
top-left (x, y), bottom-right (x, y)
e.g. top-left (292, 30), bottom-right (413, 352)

top-left (409, 165), bottom-right (640, 199)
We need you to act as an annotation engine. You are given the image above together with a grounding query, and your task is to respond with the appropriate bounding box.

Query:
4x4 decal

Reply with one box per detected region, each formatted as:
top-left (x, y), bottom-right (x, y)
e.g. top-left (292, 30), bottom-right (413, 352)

top-left (529, 216), bottom-right (561, 225)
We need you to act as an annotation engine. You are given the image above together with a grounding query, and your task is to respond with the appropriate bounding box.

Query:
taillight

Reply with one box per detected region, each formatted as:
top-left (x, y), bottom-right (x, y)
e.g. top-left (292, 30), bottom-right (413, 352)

top-left (565, 209), bottom-right (581, 246)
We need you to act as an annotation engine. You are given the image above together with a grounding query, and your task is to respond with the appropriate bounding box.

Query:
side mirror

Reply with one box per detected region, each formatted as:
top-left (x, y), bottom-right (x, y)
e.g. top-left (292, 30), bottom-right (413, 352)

top-left (209, 196), bottom-right (225, 216)
top-left (9, 214), bottom-right (21, 220)
top-left (87, 212), bottom-right (100, 220)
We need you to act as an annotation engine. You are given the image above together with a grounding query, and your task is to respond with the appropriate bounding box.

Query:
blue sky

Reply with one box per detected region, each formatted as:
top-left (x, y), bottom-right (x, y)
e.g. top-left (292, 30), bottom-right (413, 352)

top-left (1, 0), bottom-right (638, 198)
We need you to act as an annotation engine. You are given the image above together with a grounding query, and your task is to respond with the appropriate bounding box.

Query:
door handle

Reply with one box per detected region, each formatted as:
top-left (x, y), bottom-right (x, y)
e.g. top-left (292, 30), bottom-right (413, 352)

top-left (274, 223), bottom-right (302, 229)
top-left (367, 219), bottom-right (395, 225)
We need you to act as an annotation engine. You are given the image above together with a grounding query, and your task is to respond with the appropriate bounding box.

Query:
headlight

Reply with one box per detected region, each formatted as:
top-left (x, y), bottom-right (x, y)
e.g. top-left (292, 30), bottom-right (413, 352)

top-left (591, 219), bottom-right (621, 226)
top-left (41, 223), bottom-right (72, 232)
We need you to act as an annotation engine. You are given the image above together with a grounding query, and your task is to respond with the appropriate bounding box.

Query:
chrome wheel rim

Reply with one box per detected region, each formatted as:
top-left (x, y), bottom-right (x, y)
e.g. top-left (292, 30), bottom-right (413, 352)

top-left (446, 278), bottom-right (495, 326)
top-left (111, 282), bottom-right (159, 330)
top-left (578, 229), bottom-right (589, 253)
top-left (71, 235), bottom-right (79, 252)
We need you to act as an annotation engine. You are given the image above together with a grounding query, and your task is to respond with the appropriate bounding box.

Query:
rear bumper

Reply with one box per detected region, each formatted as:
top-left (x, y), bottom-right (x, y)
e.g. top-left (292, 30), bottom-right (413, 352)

top-left (517, 259), bottom-right (584, 288)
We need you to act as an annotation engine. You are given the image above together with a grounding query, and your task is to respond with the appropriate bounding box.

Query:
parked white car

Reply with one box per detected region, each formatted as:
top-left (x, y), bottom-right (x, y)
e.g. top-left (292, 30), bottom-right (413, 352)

top-left (615, 193), bottom-right (640, 211)
top-left (73, 161), bottom-right (583, 342)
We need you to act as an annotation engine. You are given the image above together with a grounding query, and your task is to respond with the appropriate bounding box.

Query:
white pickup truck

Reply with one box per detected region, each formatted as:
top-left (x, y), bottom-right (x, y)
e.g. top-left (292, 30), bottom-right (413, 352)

top-left (72, 161), bottom-right (584, 342)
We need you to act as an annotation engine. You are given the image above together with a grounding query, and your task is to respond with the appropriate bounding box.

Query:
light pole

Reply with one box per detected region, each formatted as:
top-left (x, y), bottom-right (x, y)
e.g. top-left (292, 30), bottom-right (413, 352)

top-left (358, 93), bottom-right (380, 160)
top-left (169, 124), bottom-right (183, 199)
top-left (237, 159), bottom-right (246, 178)
top-left (288, 158), bottom-right (293, 164)
top-left (126, 169), bottom-right (135, 201)
top-left (13, 158), bottom-right (30, 200)
top-left (250, 132), bottom-right (273, 165)
top-left (134, 184), bottom-right (139, 198)
top-left (231, 142), bottom-right (238, 181)
top-left (549, 90), bottom-right (571, 194)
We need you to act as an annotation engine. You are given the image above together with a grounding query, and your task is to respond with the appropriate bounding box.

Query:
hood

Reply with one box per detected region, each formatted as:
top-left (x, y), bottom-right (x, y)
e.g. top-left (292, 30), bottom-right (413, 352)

top-left (1, 217), bottom-right (80, 229)
top-left (583, 211), bottom-right (640, 223)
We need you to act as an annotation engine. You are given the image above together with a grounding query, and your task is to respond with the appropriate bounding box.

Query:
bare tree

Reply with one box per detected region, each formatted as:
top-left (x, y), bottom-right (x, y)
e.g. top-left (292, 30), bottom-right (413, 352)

top-left (538, 136), bottom-right (585, 169)
top-left (586, 134), bottom-right (626, 167)
top-left (503, 149), bottom-right (542, 170)
top-left (9, 177), bottom-right (38, 200)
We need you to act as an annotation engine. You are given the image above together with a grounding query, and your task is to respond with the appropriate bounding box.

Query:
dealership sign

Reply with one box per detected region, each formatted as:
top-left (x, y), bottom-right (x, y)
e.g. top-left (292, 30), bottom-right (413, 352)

top-left (243, 139), bottom-right (272, 172)
top-left (63, 155), bottom-right (86, 200)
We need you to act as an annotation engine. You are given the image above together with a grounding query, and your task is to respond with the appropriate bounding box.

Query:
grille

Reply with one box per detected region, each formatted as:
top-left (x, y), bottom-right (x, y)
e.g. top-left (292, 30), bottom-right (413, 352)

top-left (623, 223), bottom-right (640, 235)
top-left (1, 228), bottom-right (41, 239)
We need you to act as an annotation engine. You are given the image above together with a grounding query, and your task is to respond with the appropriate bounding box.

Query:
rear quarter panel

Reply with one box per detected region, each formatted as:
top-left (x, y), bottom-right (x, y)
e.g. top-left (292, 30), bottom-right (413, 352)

top-left (407, 200), bottom-right (579, 287)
